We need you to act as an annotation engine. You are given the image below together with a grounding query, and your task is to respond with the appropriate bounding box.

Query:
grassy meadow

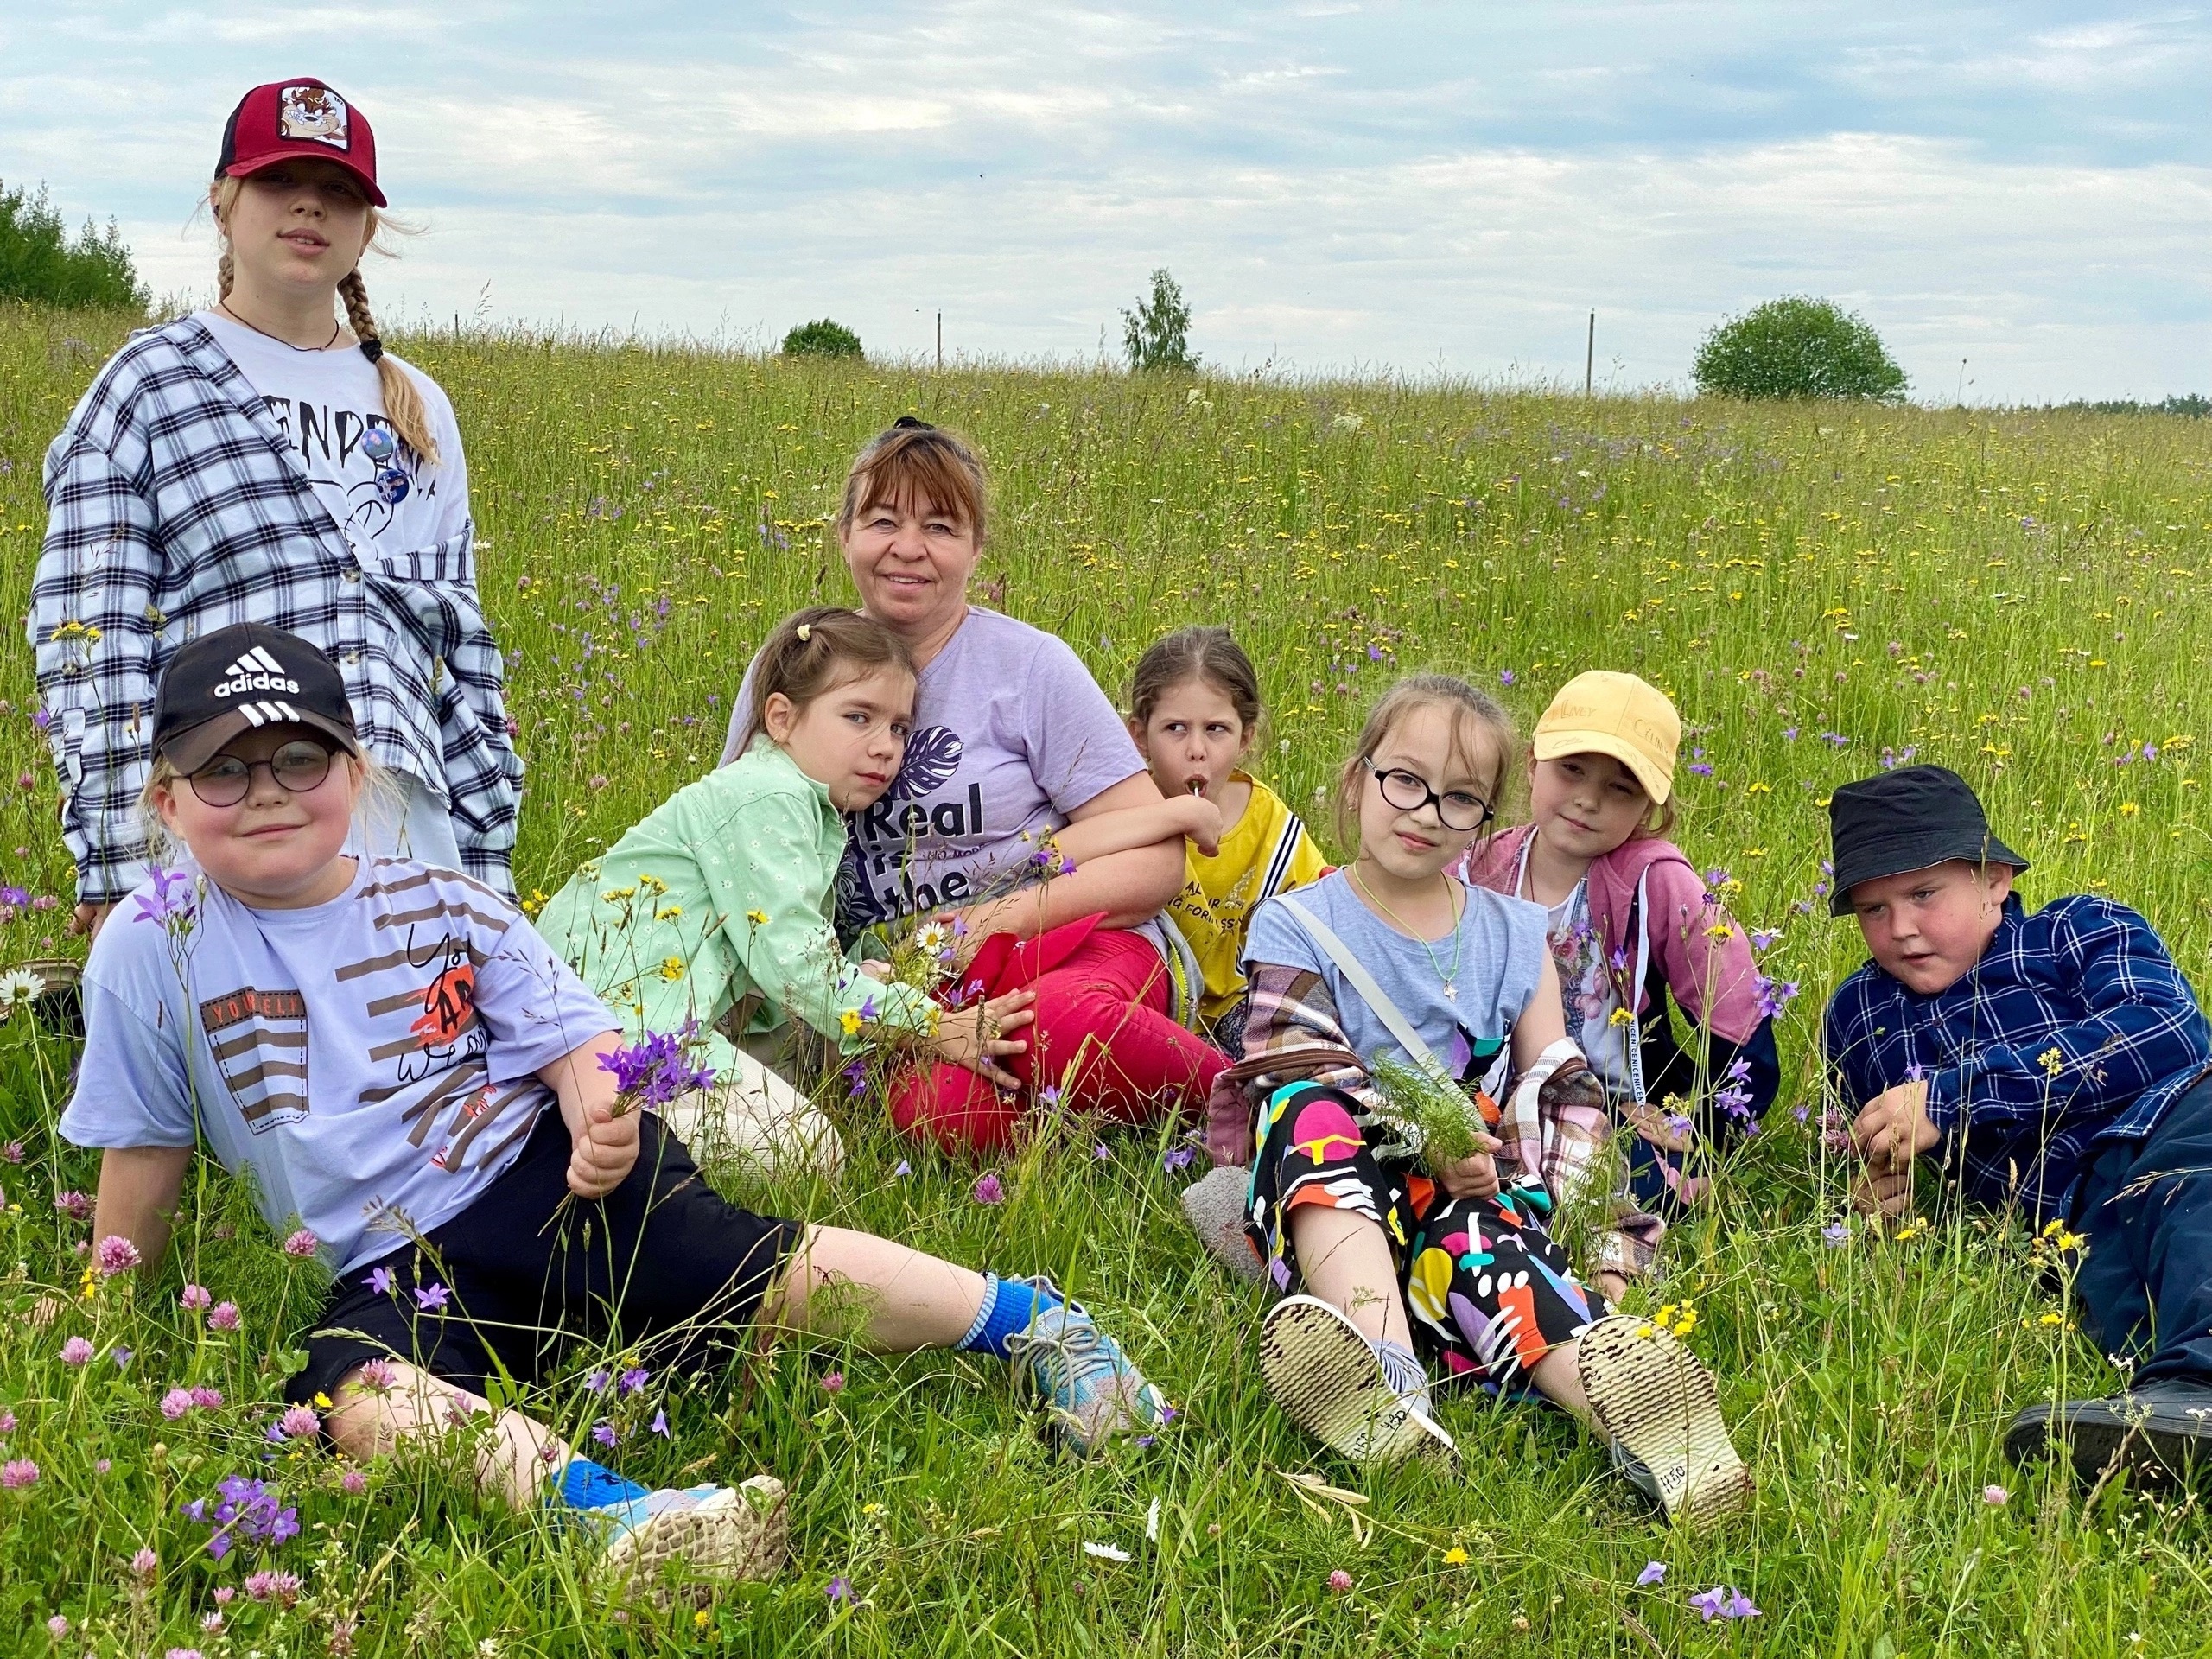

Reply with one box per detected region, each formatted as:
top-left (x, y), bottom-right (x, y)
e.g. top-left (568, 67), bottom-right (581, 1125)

top-left (2, 300), bottom-right (2211, 1656)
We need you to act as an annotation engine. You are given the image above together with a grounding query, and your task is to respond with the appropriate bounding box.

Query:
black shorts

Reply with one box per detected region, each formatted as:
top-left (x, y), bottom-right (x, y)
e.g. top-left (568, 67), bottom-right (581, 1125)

top-left (286, 1108), bottom-right (801, 1405)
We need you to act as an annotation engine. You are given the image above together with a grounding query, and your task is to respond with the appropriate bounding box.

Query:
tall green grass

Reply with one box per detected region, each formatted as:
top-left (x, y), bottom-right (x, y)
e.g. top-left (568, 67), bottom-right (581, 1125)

top-left (2, 301), bottom-right (2209, 1656)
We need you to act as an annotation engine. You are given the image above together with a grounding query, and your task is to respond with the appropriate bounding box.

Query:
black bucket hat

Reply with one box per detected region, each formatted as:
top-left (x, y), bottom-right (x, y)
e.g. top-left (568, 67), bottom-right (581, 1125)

top-left (1827, 765), bottom-right (2028, 916)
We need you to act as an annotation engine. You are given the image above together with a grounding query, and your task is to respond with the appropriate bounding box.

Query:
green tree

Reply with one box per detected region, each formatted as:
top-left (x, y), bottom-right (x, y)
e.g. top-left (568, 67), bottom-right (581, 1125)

top-left (0, 181), bottom-right (147, 310)
top-left (1692, 296), bottom-right (1907, 402)
top-left (780, 318), bottom-right (863, 359)
top-left (1122, 268), bottom-right (1197, 373)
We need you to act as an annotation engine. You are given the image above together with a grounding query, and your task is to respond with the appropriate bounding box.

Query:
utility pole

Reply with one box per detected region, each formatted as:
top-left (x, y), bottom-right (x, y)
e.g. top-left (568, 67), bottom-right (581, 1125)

top-left (936, 312), bottom-right (943, 371)
top-left (1586, 312), bottom-right (1595, 398)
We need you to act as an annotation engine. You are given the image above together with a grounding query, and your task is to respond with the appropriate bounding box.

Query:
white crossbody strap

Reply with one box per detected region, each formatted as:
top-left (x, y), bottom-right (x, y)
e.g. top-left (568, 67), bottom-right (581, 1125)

top-left (1274, 895), bottom-right (1449, 1078)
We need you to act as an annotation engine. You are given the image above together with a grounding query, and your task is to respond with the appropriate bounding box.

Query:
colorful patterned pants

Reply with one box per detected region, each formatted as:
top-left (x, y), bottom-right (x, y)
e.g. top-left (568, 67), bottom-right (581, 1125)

top-left (1248, 1083), bottom-right (1610, 1389)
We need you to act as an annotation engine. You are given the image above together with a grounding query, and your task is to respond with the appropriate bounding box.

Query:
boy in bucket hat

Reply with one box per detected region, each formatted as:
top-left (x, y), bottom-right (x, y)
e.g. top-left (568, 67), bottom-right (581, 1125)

top-left (1822, 765), bottom-right (2212, 1487)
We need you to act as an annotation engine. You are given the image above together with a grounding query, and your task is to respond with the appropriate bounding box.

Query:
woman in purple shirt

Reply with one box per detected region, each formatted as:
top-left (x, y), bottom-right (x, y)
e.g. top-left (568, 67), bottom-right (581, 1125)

top-left (722, 419), bottom-right (1225, 1153)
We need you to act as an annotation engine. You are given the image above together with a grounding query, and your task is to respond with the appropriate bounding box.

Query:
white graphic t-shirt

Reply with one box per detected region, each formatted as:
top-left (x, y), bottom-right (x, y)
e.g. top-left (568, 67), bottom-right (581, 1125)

top-left (61, 857), bottom-right (616, 1273)
top-left (1539, 878), bottom-right (1634, 1096)
top-left (198, 311), bottom-right (469, 554)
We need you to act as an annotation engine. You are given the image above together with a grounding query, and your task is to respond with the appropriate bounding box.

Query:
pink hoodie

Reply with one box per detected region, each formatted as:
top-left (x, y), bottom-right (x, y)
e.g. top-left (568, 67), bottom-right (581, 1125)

top-left (1455, 824), bottom-right (1764, 1046)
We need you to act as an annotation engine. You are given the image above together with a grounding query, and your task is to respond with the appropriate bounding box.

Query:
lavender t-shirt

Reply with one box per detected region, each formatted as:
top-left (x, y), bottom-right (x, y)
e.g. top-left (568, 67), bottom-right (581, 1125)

top-left (720, 607), bottom-right (1146, 930)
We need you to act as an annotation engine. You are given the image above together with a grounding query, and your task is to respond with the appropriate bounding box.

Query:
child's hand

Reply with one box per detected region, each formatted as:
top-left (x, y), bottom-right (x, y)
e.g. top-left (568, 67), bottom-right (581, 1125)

top-left (567, 1096), bottom-right (640, 1199)
top-left (1850, 1079), bottom-right (1939, 1174)
top-left (1433, 1140), bottom-right (1502, 1200)
top-left (1176, 794), bottom-right (1224, 858)
top-left (1851, 1166), bottom-right (1914, 1219)
top-left (856, 959), bottom-right (894, 983)
top-left (1621, 1099), bottom-right (1693, 1154)
top-left (931, 988), bottom-right (1036, 1090)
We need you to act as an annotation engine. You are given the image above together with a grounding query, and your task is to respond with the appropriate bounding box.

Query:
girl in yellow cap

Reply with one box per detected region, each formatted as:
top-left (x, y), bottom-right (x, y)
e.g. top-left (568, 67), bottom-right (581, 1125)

top-left (1457, 671), bottom-right (1779, 1299)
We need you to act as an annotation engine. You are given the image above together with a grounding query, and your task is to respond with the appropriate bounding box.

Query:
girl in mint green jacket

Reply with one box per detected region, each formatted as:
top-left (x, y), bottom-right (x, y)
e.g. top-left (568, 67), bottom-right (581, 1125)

top-left (537, 607), bottom-right (1034, 1178)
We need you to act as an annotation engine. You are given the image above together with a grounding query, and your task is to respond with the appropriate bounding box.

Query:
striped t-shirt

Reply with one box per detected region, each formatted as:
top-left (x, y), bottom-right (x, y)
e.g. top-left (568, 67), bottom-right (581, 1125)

top-left (62, 856), bottom-right (614, 1273)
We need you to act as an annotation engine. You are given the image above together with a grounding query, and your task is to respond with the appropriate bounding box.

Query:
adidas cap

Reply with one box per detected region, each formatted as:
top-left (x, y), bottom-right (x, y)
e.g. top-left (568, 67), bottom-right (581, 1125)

top-left (153, 622), bottom-right (360, 775)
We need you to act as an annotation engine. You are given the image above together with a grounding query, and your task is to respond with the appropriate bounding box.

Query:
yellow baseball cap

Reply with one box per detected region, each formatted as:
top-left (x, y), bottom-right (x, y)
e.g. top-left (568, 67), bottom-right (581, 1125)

top-left (1531, 671), bottom-right (1680, 804)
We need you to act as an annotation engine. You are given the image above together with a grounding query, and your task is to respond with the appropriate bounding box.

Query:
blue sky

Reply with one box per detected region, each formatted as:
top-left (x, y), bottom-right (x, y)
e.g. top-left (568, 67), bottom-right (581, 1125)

top-left (4, 3), bottom-right (2207, 400)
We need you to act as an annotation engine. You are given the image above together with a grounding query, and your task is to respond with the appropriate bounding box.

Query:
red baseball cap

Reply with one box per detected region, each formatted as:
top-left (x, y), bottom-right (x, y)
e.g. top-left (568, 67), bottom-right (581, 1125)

top-left (214, 79), bottom-right (385, 207)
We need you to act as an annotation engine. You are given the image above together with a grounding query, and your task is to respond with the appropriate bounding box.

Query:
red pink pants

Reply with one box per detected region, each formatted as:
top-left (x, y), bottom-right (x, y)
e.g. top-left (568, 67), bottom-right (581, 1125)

top-left (889, 927), bottom-right (1225, 1155)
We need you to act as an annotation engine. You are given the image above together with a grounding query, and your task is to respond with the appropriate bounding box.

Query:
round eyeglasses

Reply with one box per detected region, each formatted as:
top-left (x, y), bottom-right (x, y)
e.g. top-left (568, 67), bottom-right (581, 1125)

top-left (1363, 757), bottom-right (1495, 833)
top-left (187, 739), bottom-right (335, 808)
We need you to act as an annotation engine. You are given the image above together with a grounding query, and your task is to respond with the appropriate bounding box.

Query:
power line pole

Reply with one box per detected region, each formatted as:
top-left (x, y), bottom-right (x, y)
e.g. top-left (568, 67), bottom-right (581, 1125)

top-left (1586, 312), bottom-right (1595, 398)
top-left (936, 312), bottom-right (943, 372)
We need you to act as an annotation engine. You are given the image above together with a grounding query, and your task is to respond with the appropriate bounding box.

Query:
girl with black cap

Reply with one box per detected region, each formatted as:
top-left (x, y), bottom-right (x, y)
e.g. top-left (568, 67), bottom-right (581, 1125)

top-left (30, 77), bottom-right (520, 943)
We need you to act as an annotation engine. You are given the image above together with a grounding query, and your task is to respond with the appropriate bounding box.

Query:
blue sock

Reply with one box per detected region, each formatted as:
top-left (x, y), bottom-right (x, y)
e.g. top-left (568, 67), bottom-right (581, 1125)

top-left (557, 1456), bottom-right (650, 1510)
top-left (956, 1274), bottom-right (1062, 1361)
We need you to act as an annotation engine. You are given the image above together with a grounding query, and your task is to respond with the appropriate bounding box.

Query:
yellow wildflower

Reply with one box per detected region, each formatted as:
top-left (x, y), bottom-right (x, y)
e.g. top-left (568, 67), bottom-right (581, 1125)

top-left (1608, 1007), bottom-right (1636, 1027)
top-left (2037, 1047), bottom-right (2064, 1077)
top-left (840, 1008), bottom-right (863, 1037)
top-left (1705, 923), bottom-right (1736, 941)
top-left (659, 957), bottom-right (685, 982)
top-left (637, 873), bottom-right (668, 896)
top-left (1443, 1547), bottom-right (1470, 1566)
top-left (655, 905), bottom-right (683, 922)
top-left (746, 908), bottom-right (770, 926)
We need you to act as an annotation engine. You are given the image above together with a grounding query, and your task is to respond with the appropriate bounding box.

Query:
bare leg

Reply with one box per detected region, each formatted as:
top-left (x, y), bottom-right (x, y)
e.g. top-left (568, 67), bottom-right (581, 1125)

top-left (1285, 1206), bottom-right (1414, 1351)
top-left (326, 1362), bottom-right (562, 1510)
top-left (1529, 1344), bottom-right (1596, 1426)
top-left (756, 1224), bottom-right (989, 1352)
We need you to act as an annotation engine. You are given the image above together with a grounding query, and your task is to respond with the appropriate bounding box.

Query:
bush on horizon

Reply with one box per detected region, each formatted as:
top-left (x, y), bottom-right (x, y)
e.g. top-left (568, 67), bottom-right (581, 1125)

top-left (1693, 296), bottom-right (1907, 403)
top-left (0, 181), bottom-right (147, 311)
top-left (780, 318), bottom-right (863, 359)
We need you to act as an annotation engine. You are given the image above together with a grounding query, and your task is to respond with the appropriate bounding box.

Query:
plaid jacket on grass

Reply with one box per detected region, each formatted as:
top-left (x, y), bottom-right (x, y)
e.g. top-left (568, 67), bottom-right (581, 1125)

top-left (31, 317), bottom-right (520, 900)
top-left (1824, 893), bottom-right (2212, 1222)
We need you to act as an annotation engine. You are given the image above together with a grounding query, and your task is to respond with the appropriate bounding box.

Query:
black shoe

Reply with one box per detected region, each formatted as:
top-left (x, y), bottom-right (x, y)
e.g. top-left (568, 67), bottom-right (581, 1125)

top-left (2005, 1381), bottom-right (2212, 1487)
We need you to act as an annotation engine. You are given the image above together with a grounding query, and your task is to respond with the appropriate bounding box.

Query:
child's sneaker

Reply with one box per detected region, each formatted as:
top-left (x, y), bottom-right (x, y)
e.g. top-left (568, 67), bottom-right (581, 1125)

top-left (598, 1475), bottom-right (788, 1601)
top-left (1259, 1294), bottom-right (1456, 1465)
top-left (1002, 1276), bottom-right (1171, 1455)
top-left (1575, 1315), bottom-right (1749, 1525)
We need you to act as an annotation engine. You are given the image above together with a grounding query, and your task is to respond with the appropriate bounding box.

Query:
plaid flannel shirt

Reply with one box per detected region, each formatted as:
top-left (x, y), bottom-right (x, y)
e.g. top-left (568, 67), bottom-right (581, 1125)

top-left (31, 317), bottom-right (521, 901)
top-left (1824, 893), bottom-right (2212, 1221)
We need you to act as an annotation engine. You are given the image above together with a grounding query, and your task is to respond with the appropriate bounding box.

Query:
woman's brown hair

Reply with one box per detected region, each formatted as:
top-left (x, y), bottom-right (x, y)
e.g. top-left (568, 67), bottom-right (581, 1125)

top-left (1333, 673), bottom-right (1518, 846)
top-left (1128, 625), bottom-right (1264, 734)
top-left (209, 175), bottom-right (438, 465)
top-left (732, 606), bottom-right (918, 758)
top-left (836, 418), bottom-right (989, 545)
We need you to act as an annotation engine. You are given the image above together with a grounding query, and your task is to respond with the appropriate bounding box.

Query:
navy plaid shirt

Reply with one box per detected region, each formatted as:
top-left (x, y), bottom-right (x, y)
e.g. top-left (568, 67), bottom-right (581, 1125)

top-left (31, 317), bottom-right (521, 900)
top-left (1824, 893), bottom-right (2212, 1221)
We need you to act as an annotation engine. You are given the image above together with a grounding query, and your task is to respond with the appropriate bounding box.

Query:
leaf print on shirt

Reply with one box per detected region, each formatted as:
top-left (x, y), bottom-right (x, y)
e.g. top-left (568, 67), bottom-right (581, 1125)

top-left (889, 727), bottom-right (963, 801)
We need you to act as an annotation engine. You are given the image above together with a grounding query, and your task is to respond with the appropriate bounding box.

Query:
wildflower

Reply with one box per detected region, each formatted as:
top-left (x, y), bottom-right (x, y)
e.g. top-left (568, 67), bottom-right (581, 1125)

top-left (0, 1141), bottom-right (20, 1163)
top-left (972, 1172), bottom-right (1005, 1205)
top-left (165, 1649), bottom-right (203, 1659)
top-left (1444, 1546), bottom-right (1471, 1566)
top-left (365, 1265), bottom-right (396, 1294)
top-left (111, 1347), bottom-right (131, 1370)
top-left (243, 1568), bottom-right (303, 1605)
top-left (585, 1368), bottom-right (612, 1394)
top-left (1, 1459), bottom-right (39, 1487)
top-left (131, 867), bottom-right (198, 932)
top-left (179, 1284), bottom-right (212, 1311)
top-left (592, 1421), bottom-right (618, 1449)
top-left (95, 1238), bottom-right (140, 1282)
top-left (617, 1364), bottom-right (650, 1396)
top-left (1982, 1484), bottom-right (2009, 1506)
top-left (208, 1301), bottom-right (241, 1332)
top-left (1039, 1084), bottom-right (1065, 1110)
top-left (61, 1336), bottom-right (94, 1366)
top-left (330, 1618), bottom-right (359, 1656)
top-left (893, 1160), bottom-right (912, 1178)
top-left (416, 1282), bottom-right (450, 1311)
top-left (94, 1459), bottom-right (110, 1474)
top-left (160, 1388), bottom-right (194, 1421)
top-left (132, 1547), bottom-right (158, 1580)
top-left (1162, 1145), bottom-right (1196, 1173)
top-left (2038, 1047), bottom-right (2064, 1077)
top-left (1093, 1141), bottom-right (1112, 1160)
top-left (827, 1575), bottom-right (854, 1604)
top-left (840, 1008), bottom-right (863, 1037)
top-left (1081, 1541), bottom-right (1132, 1562)
top-left (1822, 1220), bottom-right (1850, 1246)
top-left (278, 1405), bottom-right (320, 1440)
top-left (1637, 1560), bottom-right (1666, 1586)
top-left (340, 1468), bottom-right (368, 1495)
top-left (659, 956), bottom-right (686, 982)
top-left (821, 1371), bottom-right (845, 1395)
top-left (201, 1613), bottom-right (224, 1636)
top-left (597, 1030), bottom-right (715, 1108)
top-left (746, 908), bottom-right (770, 926)
top-left (843, 1058), bottom-right (868, 1098)
top-left (1498, 670), bottom-right (1516, 686)
top-left (47, 1615), bottom-right (67, 1638)
top-left (650, 1409), bottom-right (670, 1438)
top-left (1689, 1585), bottom-right (1759, 1620)
top-left (282, 1229), bottom-right (319, 1259)
top-left (1327, 1568), bottom-right (1354, 1592)
top-left (52, 1190), bottom-right (91, 1220)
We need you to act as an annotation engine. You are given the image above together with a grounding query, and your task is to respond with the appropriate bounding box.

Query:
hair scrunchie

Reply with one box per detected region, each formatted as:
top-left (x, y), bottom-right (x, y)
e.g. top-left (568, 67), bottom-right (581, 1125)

top-left (796, 623), bottom-right (812, 641)
top-left (359, 338), bottom-right (384, 365)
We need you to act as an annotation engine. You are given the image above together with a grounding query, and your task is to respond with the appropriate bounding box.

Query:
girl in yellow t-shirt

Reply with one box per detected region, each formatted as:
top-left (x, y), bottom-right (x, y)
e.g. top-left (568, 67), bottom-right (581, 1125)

top-left (1128, 626), bottom-right (1327, 1053)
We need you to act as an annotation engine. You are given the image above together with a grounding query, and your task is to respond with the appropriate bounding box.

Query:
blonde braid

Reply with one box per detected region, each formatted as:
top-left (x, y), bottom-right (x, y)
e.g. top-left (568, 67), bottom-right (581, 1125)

top-left (217, 250), bottom-right (235, 299)
top-left (338, 267), bottom-right (440, 467)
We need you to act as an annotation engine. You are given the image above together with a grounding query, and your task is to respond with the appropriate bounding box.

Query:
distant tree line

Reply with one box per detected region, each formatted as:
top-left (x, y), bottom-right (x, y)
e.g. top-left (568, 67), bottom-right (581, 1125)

top-left (0, 180), bottom-right (147, 310)
top-left (2052, 395), bottom-right (2209, 419)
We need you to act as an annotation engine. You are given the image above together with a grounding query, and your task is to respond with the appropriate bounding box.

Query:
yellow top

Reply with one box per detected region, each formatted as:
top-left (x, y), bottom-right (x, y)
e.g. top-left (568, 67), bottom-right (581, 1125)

top-left (1163, 772), bottom-right (1329, 1023)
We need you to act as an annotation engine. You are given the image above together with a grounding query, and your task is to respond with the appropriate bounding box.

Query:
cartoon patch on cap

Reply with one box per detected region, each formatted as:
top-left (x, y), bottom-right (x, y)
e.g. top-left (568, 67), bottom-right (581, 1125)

top-left (279, 85), bottom-right (350, 149)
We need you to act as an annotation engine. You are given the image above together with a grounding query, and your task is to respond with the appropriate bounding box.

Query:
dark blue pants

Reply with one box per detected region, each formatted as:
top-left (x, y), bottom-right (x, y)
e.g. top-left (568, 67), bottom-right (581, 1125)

top-left (2069, 1072), bottom-right (2212, 1389)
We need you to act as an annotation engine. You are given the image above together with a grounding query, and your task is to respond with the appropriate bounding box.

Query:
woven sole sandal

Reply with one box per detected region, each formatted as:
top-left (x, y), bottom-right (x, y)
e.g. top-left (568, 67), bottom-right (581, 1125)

top-left (1259, 1294), bottom-right (1457, 1465)
top-left (605, 1475), bottom-right (790, 1606)
top-left (1575, 1315), bottom-right (1749, 1526)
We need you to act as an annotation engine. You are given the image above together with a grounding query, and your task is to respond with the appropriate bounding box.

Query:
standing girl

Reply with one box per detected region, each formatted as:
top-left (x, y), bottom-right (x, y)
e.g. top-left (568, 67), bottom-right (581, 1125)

top-left (1127, 625), bottom-right (1325, 1053)
top-left (1216, 673), bottom-right (1747, 1522)
top-left (537, 607), bottom-right (1037, 1179)
top-left (63, 624), bottom-right (1173, 1600)
top-left (1457, 671), bottom-right (1779, 1292)
top-left (33, 78), bottom-right (518, 939)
